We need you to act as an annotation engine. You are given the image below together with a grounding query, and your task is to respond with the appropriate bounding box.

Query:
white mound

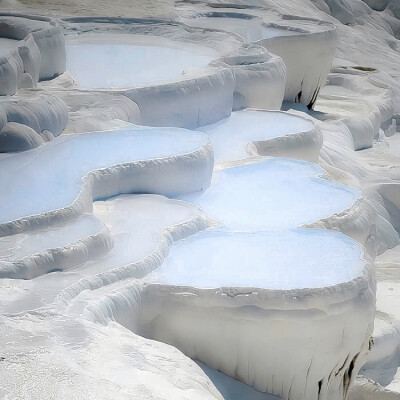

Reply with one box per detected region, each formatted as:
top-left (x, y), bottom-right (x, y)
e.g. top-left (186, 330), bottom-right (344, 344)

top-left (0, 122), bottom-right (44, 152)
top-left (0, 313), bottom-right (223, 400)
top-left (179, 159), bottom-right (360, 230)
top-left (0, 37), bottom-right (18, 56)
top-left (197, 109), bottom-right (317, 163)
top-left (66, 42), bottom-right (214, 89)
top-left (0, 14), bottom-right (65, 94)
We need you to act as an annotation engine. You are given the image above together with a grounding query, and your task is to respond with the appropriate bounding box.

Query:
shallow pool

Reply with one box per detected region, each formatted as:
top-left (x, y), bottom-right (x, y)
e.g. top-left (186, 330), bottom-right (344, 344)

top-left (152, 228), bottom-right (365, 290)
top-left (183, 16), bottom-right (299, 43)
top-left (179, 158), bottom-right (360, 230)
top-left (197, 110), bottom-right (313, 163)
top-left (66, 42), bottom-right (214, 89)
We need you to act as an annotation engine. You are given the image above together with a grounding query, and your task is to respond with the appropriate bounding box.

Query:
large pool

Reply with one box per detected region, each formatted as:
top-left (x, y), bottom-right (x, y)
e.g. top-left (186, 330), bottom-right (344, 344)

top-left (179, 158), bottom-right (360, 230)
top-left (151, 228), bottom-right (365, 290)
top-left (66, 42), bottom-right (214, 89)
top-left (0, 127), bottom-right (210, 224)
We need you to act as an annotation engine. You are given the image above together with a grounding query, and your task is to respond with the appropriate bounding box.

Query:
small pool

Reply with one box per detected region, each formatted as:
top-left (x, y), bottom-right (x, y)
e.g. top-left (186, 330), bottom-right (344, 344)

top-left (0, 214), bottom-right (103, 262)
top-left (66, 42), bottom-right (214, 89)
top-left (197, 110), bottom-right (314, 163)
top-left (183, 16), bottom-right (299, 43)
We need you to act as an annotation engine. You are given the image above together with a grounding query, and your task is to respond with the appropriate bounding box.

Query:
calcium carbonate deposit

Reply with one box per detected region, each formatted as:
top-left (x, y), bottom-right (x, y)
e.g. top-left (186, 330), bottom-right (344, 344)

top-left (0, 1), bottom-right (399, 400)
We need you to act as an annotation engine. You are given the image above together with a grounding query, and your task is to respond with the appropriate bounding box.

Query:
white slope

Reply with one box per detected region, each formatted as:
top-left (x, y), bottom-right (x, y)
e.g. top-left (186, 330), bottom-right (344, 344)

top-left (358, 244), bottom-right (400, 395)
top-left (179, 159), bottom-right (360, 230)
top-left (0, 127), bottom-right (213, 235)
top-left (66, 42), bottom-right (214, 89)
top-left (197, 109), bottom-right (320, 163)
top-left (387, 133), bottom-right (400, 157)
top-left (0, 313), bottom-right (222, 400)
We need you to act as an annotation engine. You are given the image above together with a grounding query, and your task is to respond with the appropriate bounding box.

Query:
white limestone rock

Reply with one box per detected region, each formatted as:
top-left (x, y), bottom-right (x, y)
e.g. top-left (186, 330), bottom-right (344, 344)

top-left (140, 229), bottom-right (376, 400)
top-left (0, 121), bottom-right (43, 152)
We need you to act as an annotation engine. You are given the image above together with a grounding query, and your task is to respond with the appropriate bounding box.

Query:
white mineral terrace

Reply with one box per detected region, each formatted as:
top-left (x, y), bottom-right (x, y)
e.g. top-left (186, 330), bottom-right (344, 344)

top-left (0, 127), bottom-right (212, 229)
top-left (180, 10), bottom-right (336, 107)
top-left (140, 228), bottom-right (374, 400)
top-left (0, 194), bottom-right (209, 310)
top-left (0, 2), bottom-right (399, 400)
top-left (196, 109), bottom-right (318, 163)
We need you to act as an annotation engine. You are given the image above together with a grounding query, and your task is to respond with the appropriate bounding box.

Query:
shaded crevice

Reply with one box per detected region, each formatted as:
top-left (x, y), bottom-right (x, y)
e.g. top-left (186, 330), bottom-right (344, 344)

top-left (343, 353), bottom-right (360, 397)
top-left (335, 355), bottom-right (349, 377)
top-left (47, 268), bottom-right (63, 274)
top-left (287, 374), bottom-right (295, 400)
top-left (307, 81), bottom-right (321, 110)
top-left (296, 90), bottom-right (302, 103)
top-left (295, 80), bottom-right (304, 104)
top-left (304, 357), bottom-right (313, 398)
top-left (318, 379), bottom-right (323, 398)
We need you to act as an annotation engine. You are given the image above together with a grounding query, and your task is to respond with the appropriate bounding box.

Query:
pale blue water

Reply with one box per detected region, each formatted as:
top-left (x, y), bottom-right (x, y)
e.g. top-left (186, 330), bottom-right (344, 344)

top-left (153, 228), bottom-right (365, 290)
top-left (197, 110), bottom-right (313, 163)
top-left (0, 127), bottom-right (208, 223)
top-left (179, 158), bottom-right (360, 230)
top-left (66, 43), bottom-right (214, 89)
